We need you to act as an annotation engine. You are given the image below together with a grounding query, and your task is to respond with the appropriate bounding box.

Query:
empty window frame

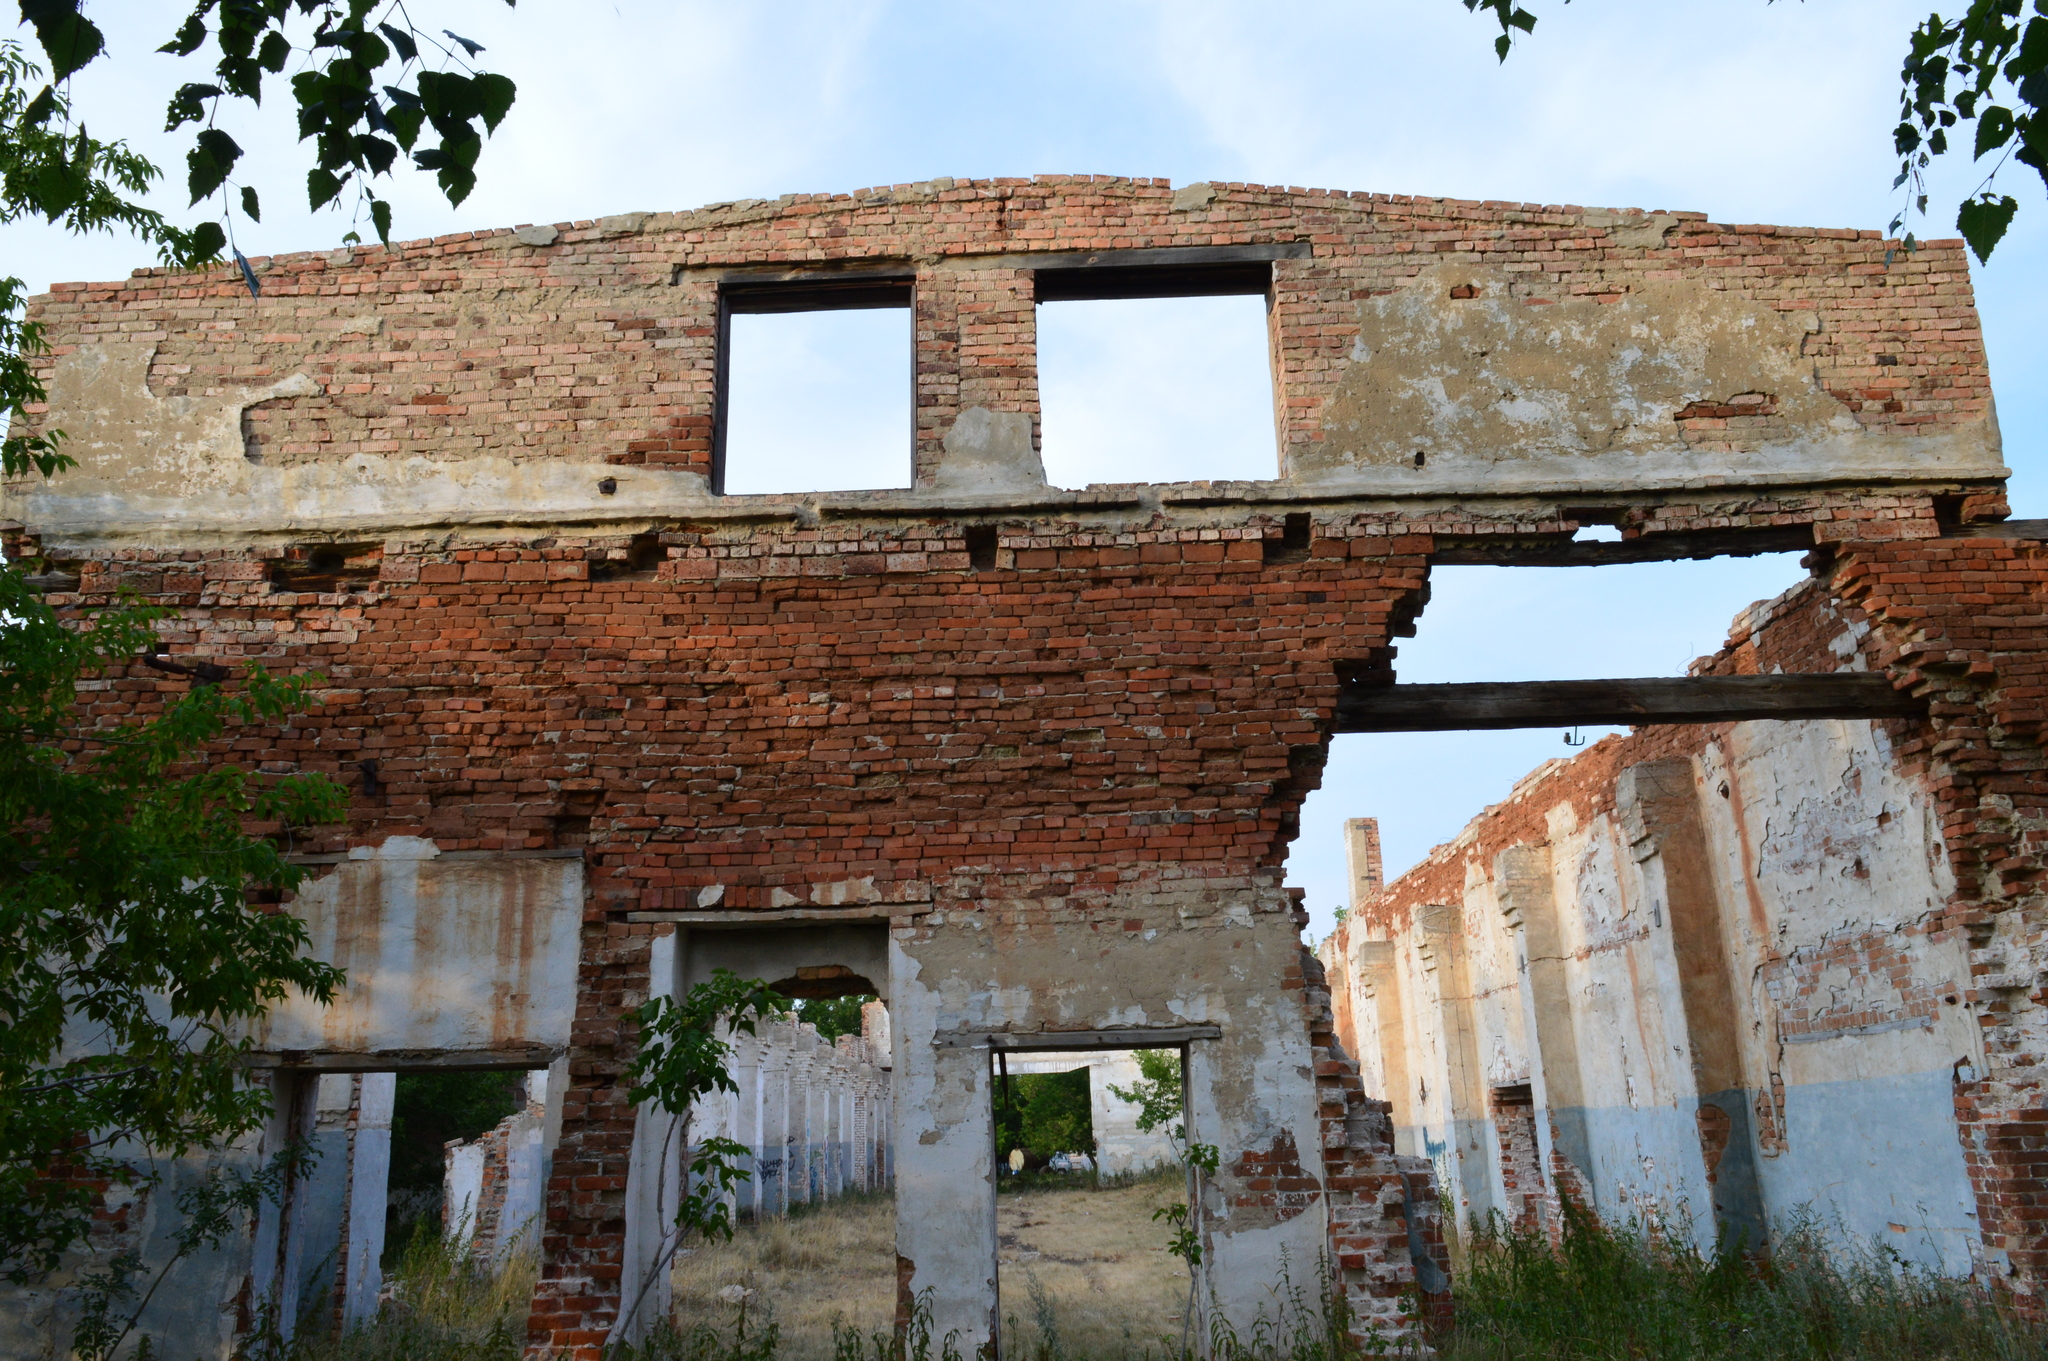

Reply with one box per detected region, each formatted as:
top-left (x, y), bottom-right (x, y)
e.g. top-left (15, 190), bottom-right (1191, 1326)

top-left (716, 276), bottom-right (914, 495)
top-left (1034, 256), bottom-right (1280, 489)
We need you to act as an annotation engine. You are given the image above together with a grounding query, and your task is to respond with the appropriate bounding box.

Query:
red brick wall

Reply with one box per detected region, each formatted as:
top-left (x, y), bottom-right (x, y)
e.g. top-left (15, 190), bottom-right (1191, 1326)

top-left (8, 173), bottom-right (2016, 1352)
top-left (21, 176), bottom-right (1991, 489)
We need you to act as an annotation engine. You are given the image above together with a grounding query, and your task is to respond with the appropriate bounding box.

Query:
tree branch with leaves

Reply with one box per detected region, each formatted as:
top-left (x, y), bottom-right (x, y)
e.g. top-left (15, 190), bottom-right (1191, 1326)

top-left (1467, 0), bottom-right (2048, 262)
top-left (0, 568), bottom-right (348, 1283)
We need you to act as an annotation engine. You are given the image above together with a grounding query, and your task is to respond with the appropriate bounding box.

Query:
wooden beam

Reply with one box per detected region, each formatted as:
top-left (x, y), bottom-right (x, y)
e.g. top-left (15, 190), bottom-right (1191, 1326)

top-left (1952, 519), bottom-right (2048, 541)
top-left (1333, 674), bottom-right (1923, 733)
top-left (931, 1026), bottom-right (1223, 1051)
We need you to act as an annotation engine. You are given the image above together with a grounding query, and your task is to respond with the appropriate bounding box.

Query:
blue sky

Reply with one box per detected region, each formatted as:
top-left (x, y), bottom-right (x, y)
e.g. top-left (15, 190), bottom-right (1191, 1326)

top-left (11, 0), bottom-right (2042, 939)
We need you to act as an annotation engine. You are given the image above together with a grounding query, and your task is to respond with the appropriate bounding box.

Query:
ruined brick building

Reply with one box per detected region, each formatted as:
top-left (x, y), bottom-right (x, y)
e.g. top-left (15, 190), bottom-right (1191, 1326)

top-left (0, 174), bottom-right (2027, 1358)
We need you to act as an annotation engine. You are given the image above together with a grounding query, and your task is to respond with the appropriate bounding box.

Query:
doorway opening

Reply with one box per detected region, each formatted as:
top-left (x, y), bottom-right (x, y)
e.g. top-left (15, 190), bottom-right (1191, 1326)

top-left (992, 1045), bottom-right (1194, 1361)
top-left (663, 923), bottom-right (897, 1359)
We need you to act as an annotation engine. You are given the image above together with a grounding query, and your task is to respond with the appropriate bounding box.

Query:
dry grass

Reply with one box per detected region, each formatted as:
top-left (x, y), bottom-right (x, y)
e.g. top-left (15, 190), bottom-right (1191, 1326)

top-left (997, 1172), bottom-right (1190, 1361)
top-left (666, 1176), bottom-right (1190, 1361)
top-left (671, 1192), bottom-right (897, 1361)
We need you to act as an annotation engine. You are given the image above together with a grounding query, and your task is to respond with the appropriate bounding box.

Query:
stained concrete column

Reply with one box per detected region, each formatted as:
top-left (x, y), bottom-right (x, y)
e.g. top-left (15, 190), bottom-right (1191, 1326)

top-left (1494, 843), bottom-right (1589, 1221)
top-left (822, 1049), bottom-right (844, 1199)
top-left (613, 931), bottom-right (681, 1346)
top-left (791, 1036), bottom-right (815, 1206)
top-left (1352, 940), bottom-right (1417, 1156)
top-left (1618, 758), bottom-right (1766, 1251)
top-left (1418, 903), bottom-right (1504, 1226)
top-left (340, 1073), bottom-right (396, 1327)
top-left (760, 1024), bottom-right (790, 1216)
top-left (732, 1031), bottom-right (762, 1219)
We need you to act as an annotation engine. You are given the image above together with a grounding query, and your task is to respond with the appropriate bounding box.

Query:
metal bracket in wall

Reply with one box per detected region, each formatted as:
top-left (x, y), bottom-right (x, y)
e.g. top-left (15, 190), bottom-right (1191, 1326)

top-left (932, 1026), bottom-right (1223, 1051)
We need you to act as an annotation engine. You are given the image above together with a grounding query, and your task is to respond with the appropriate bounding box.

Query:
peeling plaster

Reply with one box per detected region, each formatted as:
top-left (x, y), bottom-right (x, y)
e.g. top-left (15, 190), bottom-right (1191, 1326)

top-left (1294, 264), bottom-right (2002, 490)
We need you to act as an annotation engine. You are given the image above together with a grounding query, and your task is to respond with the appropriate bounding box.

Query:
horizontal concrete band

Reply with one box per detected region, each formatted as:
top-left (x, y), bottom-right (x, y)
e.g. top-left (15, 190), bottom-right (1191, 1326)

top-left (933, 1026), bottom-right (1222, 1050)
top-left (1333, 674), bottom-right (1925, 733)
top-left (244, 1046), bottom-right (561, 1071)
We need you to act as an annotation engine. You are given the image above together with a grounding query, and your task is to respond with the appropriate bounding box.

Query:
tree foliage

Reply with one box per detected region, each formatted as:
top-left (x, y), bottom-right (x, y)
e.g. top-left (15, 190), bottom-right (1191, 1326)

top-left (0, 0), bottom-right (523, 1305)
top-left (0, 572), bottom-right (347, 1282)
top-left (792, 991), bottom-right (876, 1044)
top-left (995, 1066), bottom-right (1094, 1163)
top-left (1107, 1048), bottom-right (1184, 1141)
top-left (3, 1), bottom-right (520, 482)
top-left (1468, 0), bottom-right (2048, 262)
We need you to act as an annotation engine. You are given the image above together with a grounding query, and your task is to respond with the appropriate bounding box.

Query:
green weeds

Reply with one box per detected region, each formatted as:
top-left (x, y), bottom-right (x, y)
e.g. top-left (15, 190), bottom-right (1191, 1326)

top-left (1441, 1202), bottom-right (2048, 1361)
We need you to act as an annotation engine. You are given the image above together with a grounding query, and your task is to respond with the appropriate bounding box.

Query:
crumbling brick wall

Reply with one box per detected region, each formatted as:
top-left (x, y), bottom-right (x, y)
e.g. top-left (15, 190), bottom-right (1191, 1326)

top-left (3, 175), bottom-right (2016, 1357)
top-left (1324, 537), bottom-right (2048, 1301)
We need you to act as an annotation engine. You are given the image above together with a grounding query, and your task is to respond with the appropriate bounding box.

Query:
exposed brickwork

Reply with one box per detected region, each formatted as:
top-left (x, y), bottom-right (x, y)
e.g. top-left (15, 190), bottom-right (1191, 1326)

top-left (1331, 536), bottom-right (2048, 1306)
top-left (1300, 942), bottom-right (1451, 1342)
top-left (20, 176), bottom-right (1990, 494)
top-left (1491, 1086), bottom-right (1543, 1236)
top-left (5, 174), bottom-right (2016, 1355)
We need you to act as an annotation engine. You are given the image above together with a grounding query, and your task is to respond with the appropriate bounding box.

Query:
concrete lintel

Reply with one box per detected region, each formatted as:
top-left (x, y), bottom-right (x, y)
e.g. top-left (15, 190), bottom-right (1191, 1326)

top-left (933, 1026), bottom-right (1222, 1050)
top-left (286, 847), bottom-right (586, 864)
top-left (244, 1047), bottom-right (560, 1071)
top-left (627, 909), bottom-right (892, 926)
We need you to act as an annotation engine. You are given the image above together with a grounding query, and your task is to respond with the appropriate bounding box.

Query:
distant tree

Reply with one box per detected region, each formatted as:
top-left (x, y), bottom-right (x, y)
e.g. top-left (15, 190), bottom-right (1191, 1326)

top-left (793, 992), bottom-right (877, 1045)
top-left (996, 1067), bottom-right (1095, 1163)
top-left (1466, 0), bottom-right (2048, 261)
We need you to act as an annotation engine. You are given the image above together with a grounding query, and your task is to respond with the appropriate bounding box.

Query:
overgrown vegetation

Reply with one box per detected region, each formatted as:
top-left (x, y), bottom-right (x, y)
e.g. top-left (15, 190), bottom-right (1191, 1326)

top-left (295, 1189), bottom-right (2048, 1361)
top-left (0, 570), bottom-right (347, 1283)
top-left (1438, 1202), bottom-right (2048, 1361)
top-left (273, 1221), bottom-right (534, 1361)
top-left (791, 993), bottom-right (877, 1044)
top-left (1107, 1049), bottom-right (1184, 1140)
top-left (996, 1063), bottom-right (1095, 1167)
top-left (384, 1071), bottom-right (525, 1260)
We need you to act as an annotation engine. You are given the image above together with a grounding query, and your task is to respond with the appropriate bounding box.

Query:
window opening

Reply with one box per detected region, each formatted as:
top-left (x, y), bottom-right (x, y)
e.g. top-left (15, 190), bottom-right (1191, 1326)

top-left (718, 278), bottom-right (913, 496)
top-left (1036, 269), bottom-right (1276, 488)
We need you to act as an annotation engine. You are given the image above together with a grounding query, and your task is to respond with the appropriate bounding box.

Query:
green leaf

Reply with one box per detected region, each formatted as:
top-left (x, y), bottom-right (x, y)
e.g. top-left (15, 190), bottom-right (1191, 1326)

top-left (240, 185), bottom-right (260, 224)
top-left (377, 22), bottom-right (419, 63)
top-left (386, 104), bottom-right (424, 149)
top-left (370, 197), bottom-right (392, 243)
top-left (166, 83), bottom-right (223, 133)
top-left (159, 12), bottom-right (209, 57)
top-left (22, 1), bottom-right (105, 81)
top-left (442, 29), bottom-right (486, 57)
top-left (1957, 193), bottom-right (2017, 262)
top-left (186, 220), bottom-right (227, 263)
top-left (474, 73), bottom-right (516, 131)
top-left (307, 166), bottom-right (344, 211)
top-left (20, 84), bottom-right (57, 128)
top-left (258, 30), bottom-right (292, 75)
top-left (185, 128), bottom-right (243, 206)
top-left (356, 134), bottom-right (397, 176)
top-left (1966, 105), bottom-right (2015, 157)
